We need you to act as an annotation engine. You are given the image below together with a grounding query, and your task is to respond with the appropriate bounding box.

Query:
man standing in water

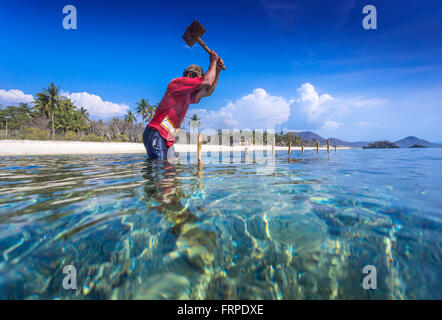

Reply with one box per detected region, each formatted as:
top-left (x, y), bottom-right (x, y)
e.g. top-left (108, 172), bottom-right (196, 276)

top-left (143, 50), bottom-right (224, 160)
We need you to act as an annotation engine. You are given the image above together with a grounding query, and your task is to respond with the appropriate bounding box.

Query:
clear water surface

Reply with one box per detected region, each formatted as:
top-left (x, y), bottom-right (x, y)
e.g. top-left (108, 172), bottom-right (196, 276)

top-left (0, 148), bottom-right (441, 299)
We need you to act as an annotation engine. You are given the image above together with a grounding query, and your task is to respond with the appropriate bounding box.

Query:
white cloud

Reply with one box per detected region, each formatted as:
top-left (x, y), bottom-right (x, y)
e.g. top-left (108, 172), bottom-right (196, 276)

top-left (296, 83), bottom-right (334, 121)
top-left (187, 84), bottom-right (386, 135)
top-left (189, 88), bottom-right (292, 130)
top-left (289, 82), bottom-right (387, 131)
top-left (0, 89), bottom-right (34, 105)
top-left (61, 91), bottom-right (129, 118)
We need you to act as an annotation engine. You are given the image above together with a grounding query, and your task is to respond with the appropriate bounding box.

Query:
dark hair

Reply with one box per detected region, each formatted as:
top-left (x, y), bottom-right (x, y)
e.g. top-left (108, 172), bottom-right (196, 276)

top-left (183, 65), bottom-right (203, 78)
top-left (183, 70), bottom-right (199, 78)
top-left (183, 70), bottom-right (198, 78)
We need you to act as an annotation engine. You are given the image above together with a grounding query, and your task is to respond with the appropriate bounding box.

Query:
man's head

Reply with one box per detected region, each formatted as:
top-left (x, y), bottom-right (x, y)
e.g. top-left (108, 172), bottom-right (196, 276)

top-left (183, 64), bottom-right (203, 78)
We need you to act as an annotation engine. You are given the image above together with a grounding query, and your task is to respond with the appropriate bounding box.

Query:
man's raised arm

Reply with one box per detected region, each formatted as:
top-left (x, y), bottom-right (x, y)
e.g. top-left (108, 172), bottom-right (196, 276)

top-left (195, 51), bottom-right (224, 100)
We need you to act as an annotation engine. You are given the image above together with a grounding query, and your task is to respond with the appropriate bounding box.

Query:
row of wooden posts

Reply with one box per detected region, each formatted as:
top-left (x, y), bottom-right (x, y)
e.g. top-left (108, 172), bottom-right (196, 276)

top-left (288, 138), bottom-right (337, 154)
top-left (197, 134), bottom-right (337, 164)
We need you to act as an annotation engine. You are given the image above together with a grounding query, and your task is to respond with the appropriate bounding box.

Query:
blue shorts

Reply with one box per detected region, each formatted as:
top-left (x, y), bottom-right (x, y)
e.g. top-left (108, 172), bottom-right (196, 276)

top-left (143, 127), bottom-right (169, 160)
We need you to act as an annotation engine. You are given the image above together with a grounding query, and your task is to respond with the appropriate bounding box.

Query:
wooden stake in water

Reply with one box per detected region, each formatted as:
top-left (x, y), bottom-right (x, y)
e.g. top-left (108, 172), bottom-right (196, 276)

top-left (198, 133), bottom-right (202, 164)
top-left (334, 145), bottom-right (337, 152)
top-left (301, 144), bottom-right (304, 154)
top-left (198, 161), bottom-right (203, 177)
top-left (316, 141), bottom-right (319, 153)
top-left (327, 139), bottom-right (330, 153)
top-left (245, 146), bottom-right (249, 163)
top-left (197, 161), bottom-right (203, 192)
top-left (288, 138), bottom-right (292, 154)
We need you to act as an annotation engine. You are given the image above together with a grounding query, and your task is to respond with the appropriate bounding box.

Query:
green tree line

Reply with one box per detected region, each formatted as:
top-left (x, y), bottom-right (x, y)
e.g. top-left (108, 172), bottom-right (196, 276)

top-left (0, 83), bottom-right (158, 142)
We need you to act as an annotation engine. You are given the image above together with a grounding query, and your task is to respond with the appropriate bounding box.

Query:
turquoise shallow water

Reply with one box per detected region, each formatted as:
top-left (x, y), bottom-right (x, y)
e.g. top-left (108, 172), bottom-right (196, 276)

top-left (0, 148), bottom-right (441, 299)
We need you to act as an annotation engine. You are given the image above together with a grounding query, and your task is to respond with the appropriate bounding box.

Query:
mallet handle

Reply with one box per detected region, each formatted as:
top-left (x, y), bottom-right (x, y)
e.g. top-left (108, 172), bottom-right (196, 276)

top-left (196, 38), bottom-right (226, 70)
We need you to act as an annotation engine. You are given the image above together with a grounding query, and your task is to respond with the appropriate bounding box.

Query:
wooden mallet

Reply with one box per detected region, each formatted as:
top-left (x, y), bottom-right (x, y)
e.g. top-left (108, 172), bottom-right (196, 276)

top-left (183, 20), bottom-right (226, 70)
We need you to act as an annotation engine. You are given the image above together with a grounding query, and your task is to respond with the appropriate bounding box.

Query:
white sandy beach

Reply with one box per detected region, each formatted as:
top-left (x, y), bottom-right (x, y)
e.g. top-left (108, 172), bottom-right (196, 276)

top-left (0, 140), bottom-right (352, 156)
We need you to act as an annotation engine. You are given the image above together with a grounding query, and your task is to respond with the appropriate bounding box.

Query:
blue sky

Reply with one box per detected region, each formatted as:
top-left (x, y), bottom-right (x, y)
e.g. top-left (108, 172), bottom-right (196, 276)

top-left (0, 0), bottom-right (441, 141)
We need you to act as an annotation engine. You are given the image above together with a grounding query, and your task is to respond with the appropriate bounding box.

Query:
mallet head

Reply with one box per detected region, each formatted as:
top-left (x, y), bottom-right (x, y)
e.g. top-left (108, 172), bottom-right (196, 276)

top-left (183, 20), bottom-right (206, 47)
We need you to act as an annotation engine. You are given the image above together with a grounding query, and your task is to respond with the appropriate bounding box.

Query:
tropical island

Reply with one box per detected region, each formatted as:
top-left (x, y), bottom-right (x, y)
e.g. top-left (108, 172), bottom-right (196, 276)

top-left (362, 141), bottom-right (399, 149)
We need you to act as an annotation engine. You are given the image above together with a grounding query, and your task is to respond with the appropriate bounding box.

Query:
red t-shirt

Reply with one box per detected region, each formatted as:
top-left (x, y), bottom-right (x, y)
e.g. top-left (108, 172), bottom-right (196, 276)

top-left (148, 76), bottom-right (202, 147)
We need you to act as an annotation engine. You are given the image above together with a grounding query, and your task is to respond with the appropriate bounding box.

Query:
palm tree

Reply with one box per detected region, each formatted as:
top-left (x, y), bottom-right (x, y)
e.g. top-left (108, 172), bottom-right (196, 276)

top-left (135, 98), bottom-right (157, 123)
top-left (54, 99), bottom-right (86, 133)
top-left (18, 103), bottom-right (32, 116)
top-left (124, 110), bottom-right (136, 124)
top-left (189, 114), bottom-right (201, 130)
top-left (33, 83), bottom-right (61, 138)
top-left (147, 104), bottom-right (157, 122)
top-left (79, 107), bottom-right (89, 121)
top-left (62, 98), bottom-right (76, 112)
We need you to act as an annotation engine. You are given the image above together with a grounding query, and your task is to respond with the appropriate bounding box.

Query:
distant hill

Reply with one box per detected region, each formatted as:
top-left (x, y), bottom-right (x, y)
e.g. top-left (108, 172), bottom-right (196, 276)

top-left (294, 131), bottom-right (368, 147)
top-left (394, 136), bottom-right (442, 148)
top-left (294, 131), bottom-right (326, 144)
top-left (328, 138), bottom-right (368, 148)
